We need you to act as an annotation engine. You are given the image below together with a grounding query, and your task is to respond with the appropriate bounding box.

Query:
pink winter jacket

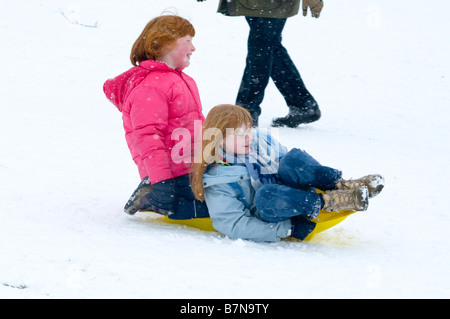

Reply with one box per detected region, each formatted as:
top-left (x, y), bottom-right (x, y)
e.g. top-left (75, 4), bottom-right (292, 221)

top-left (103, 60), bottom-right (205, 184)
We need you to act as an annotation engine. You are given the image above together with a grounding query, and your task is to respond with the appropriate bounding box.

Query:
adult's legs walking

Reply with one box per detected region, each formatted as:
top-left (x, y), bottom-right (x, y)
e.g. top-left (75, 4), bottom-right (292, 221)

top-left (236, 17), bottom-right (321, 127)
top-left (271, 45), bottom-right (321, 127)
top-left (236, 17), bottom-right (286, 125)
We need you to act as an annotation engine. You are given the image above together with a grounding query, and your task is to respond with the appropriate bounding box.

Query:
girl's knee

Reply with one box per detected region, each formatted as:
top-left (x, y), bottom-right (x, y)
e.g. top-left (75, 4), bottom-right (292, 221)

top-left (279, 148), bottom-right (342, 189)
top-left (255, 184), bottom-right (321, 222)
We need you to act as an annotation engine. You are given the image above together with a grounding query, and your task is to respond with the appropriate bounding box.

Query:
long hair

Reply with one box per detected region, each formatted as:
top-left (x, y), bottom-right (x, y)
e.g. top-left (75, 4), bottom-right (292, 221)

top-left (190, 104), bottom-right (253, 202)
top-left (130, 15), bottom-right (195, 66)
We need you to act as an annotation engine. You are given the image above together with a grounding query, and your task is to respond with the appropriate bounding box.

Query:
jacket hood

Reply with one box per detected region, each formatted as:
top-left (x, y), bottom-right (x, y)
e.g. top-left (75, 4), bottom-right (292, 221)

top-left (103, 60), bottom-right (178, 111)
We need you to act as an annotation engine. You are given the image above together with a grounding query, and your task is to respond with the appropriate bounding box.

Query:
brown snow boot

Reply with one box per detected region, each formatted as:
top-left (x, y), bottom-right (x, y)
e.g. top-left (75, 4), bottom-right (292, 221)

top-left (336, 174), bottom-right (384, 198)
top-left (322, 187), bottom-right (369, 212)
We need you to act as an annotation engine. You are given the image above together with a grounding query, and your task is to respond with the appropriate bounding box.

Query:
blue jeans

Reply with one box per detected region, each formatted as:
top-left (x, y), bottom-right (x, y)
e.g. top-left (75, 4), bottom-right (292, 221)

top-left (255, 149), bottom-right (342, 223)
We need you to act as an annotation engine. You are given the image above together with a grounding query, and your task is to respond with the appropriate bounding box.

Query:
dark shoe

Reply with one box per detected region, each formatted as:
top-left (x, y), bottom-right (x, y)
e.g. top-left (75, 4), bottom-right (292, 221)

top-left (252, 117), bottom-right (259, 127)
top-left (272, 107), bottom-right (321, 128)
top-left (123, 177), bottom-right (152, 215)
top-left (235, 102), bottom-right (259, 127)
top-left (250, 111), bottom-right (259, 127)
top-left (272, 98), bottom-right (321, 128)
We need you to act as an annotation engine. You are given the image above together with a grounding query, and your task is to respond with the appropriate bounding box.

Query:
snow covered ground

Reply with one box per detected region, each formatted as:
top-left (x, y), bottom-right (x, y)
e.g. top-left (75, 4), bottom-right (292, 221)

top-left (1, 0), bottom-right (449, 299)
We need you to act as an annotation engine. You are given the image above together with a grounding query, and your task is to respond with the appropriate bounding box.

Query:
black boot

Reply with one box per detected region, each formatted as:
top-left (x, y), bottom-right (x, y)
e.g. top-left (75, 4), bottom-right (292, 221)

top-left (251, 111), bottom-right (259, 127)
top-left (272, 99), bottom-right (321, 128)
top-left (236, 103), bottom-right (259, 127)
top-left (123, 177), bottom-right (152, 215)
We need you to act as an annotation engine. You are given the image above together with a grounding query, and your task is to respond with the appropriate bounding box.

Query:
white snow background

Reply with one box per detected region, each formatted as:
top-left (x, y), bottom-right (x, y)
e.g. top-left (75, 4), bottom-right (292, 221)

top-left (1, 0), bottom-right (449, 298)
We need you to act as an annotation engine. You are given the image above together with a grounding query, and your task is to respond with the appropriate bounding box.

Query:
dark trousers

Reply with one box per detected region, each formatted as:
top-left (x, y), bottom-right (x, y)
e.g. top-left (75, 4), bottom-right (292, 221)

top-left (255, 149), bottom-right (342, 223)
top-left (236, 17), bottom-right (314, 118)
top-left (169, 175), bottom-right (209, 220)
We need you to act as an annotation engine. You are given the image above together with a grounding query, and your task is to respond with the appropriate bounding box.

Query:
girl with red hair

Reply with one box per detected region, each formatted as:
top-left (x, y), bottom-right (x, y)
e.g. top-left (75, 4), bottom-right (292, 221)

top-left (104, 15), bottom-right (209, 219)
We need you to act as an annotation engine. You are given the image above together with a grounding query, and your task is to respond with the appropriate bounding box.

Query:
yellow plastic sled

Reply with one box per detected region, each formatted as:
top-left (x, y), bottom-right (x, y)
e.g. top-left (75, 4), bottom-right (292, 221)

top-left (140, 189), bottom-right (356, 241)
top-left (140, 209), bottom-right (355, 242)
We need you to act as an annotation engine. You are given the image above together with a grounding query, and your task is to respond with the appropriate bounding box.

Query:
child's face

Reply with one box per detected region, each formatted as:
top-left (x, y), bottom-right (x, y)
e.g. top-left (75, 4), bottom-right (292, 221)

top-left (222, 124), bottom-right (253, 156)
top-left (162, 35), bottom-right (196, 69)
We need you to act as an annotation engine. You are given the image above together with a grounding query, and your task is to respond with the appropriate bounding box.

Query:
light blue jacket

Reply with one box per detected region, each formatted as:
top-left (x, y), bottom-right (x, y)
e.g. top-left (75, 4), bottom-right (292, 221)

top-left (203, 164), bottom-right (292, 242)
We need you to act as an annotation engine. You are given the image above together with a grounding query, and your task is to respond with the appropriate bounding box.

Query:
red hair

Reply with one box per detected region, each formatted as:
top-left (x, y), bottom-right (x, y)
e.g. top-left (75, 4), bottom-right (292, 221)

top-left (130, 15), bottom-right (195, 66)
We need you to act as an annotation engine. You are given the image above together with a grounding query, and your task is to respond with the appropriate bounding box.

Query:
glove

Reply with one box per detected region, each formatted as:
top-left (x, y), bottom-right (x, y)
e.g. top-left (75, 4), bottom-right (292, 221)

top-left (290, 216), bottom-right (316, 241)
top-left (147, 179), bottom-right (177, 215)
top-left (302, 0), bottom-right (324, 18)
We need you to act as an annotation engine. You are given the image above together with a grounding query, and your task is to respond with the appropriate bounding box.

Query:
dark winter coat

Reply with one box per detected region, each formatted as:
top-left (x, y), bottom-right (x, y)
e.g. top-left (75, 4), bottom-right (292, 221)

top-left (218, 0), bottom-right (300, 19)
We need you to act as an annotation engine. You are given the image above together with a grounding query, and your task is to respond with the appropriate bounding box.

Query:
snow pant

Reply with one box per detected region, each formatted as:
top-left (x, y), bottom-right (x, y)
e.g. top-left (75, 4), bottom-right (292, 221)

top-left (168, 175), bottom-right (209, 220)
top-left (236, 17), bottom-right (315, 119)
top-left (255, 148), bottom-right (342, 223)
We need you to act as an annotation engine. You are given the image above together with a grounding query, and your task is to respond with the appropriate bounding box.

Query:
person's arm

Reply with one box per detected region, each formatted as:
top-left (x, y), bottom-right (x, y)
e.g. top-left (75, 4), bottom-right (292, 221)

top-left (129, 86), bottom-right (174, 184)
top-left (205, 183), bottom-right (292, 242)
top-left (128, 86), bottom-right (178, 214)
